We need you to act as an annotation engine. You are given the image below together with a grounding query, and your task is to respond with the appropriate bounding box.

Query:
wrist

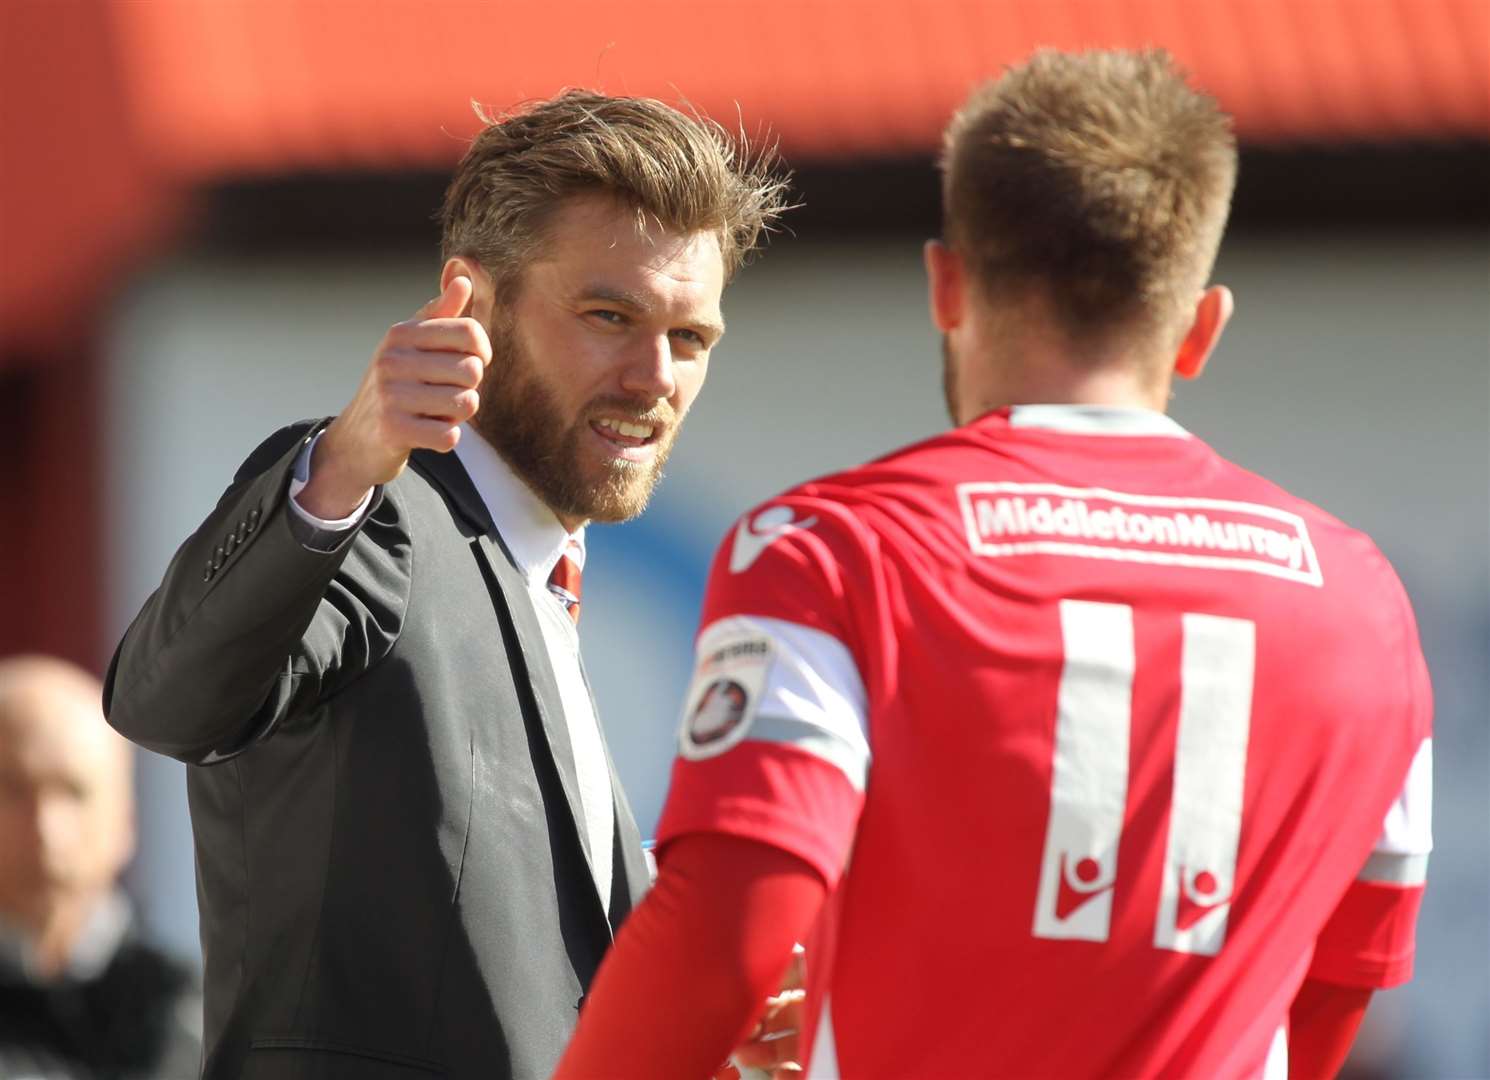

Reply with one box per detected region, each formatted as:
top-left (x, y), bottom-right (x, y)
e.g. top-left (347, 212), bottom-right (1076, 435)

top-left (297, 429), bottom-right (375, 520)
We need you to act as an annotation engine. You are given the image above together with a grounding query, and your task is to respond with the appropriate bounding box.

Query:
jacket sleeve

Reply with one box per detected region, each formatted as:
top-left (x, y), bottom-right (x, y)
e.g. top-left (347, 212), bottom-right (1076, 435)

top-left (103, 421), bottom-right (412, 764)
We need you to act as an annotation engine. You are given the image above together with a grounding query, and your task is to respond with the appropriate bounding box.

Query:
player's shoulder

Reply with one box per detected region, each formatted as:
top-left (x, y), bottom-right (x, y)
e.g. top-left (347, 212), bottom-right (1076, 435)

top-left (1210, 450), bottom-right (1389, 556)
top-left (719, 483), bottom-right (870, 585)
top-left (1214, 451), bottom-right (1430, 723)
top-left (728, 427), bottom-right (973, 551)
top-left (1205, 445), bottom-right (1412, 609)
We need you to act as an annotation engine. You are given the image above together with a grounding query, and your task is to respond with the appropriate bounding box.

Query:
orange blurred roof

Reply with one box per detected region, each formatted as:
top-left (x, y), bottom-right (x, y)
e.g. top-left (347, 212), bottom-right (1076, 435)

top-left (2, 0), bottom-right (1487, 357)
top-left (111, 0), bottom-right (1490, 179)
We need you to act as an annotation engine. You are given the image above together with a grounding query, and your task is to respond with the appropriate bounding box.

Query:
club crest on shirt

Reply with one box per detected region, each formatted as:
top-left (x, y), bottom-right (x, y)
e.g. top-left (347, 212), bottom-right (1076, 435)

top-left (678, 631), bottom-right (776, 760)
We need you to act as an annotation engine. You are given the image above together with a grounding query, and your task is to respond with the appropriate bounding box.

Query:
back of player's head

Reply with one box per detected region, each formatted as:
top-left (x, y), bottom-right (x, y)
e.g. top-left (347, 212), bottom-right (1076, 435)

top-left (441, 90), bottom-right (788, 302)
top-left (940, 49), bottom-right (1237, 340)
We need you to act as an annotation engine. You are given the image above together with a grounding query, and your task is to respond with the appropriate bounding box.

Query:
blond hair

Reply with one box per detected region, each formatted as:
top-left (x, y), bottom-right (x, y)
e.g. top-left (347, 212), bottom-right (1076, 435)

top-left (940, 49), bottom-right (1237, 335)
top-left (442, 90), bottom-right (788, 300)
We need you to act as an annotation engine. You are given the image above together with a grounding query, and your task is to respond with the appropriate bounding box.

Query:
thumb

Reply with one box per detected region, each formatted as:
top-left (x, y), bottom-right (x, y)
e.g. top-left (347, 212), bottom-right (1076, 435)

top-left (418, 274), bottom-right (473, 320)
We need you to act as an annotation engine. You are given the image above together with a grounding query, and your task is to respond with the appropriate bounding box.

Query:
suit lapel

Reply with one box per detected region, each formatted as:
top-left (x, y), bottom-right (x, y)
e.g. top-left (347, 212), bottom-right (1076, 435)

top-left (409, 450), bottom-right (596, 878)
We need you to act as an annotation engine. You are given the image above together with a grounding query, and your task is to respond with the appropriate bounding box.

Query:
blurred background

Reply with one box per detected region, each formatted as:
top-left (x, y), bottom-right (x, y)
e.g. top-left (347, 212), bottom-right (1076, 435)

top-left (2, 1), bottom-right (1486, 1075)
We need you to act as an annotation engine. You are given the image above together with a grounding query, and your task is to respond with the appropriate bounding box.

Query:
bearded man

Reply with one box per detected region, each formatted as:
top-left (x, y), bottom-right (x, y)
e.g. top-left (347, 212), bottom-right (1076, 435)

top-left (104, 91), bottom-right (785, 1080)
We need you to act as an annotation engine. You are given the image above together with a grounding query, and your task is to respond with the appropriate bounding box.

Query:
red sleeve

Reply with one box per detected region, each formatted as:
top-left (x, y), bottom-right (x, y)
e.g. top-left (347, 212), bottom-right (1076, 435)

top-left (553, 833), bottom-right (827, 1080)
top-left (1310, 598), bottom-right (1432, 991)
top-left (1308, 734), bottom-right (1431, 989)
top-left (658, 742), bottom-right (863, 889)
top-left (661, 496), bottom-right (876, 887)
top-left (1287, 978), bottom-right (1373, 1079)
top-left (1307, 879), bottom-right (1424, 988)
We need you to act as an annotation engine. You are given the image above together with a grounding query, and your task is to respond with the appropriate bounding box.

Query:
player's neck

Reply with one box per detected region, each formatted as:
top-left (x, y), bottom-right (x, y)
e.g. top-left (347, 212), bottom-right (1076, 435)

top-left (951, 321), bottom-right (1173, 425)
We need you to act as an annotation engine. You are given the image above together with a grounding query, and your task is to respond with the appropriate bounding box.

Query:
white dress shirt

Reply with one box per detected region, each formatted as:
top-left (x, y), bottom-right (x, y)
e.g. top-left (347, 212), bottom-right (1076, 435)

top-left (289, 428), bottom-right (615, 913)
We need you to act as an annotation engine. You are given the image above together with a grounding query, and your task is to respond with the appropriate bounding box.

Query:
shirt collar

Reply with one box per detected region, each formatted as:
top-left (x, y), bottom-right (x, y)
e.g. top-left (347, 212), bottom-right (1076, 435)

top-left (1005, 403), bottom-right (1190, 437)
top-left (452, 425), bottom-right (585, 585)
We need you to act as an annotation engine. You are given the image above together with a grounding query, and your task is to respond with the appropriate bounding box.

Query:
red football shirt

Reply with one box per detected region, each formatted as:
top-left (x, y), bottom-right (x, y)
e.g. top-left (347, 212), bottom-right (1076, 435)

top-left (657, 405), bottom-right (1432, 1079)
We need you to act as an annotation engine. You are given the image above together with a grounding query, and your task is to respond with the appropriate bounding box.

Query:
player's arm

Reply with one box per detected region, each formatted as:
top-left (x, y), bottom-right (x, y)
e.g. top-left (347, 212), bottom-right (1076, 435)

top-left (556, 499), bottom-right (874, 1078)
top-left (1293, 734), bottom-right (1432, 1078)
top-left (1288, 569), bottom-right (1433, 1080)
top-left (553, 833), bottom-right (825, 1080)
top-left (1286, 978), bottom-right (1373, 1079)
top-left (104, 276), bottom-right (488, 764)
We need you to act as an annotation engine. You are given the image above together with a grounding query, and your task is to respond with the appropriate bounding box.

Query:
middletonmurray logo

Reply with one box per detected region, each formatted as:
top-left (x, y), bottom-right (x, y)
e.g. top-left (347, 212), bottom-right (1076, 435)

top-left (957, 482), bottom-right (1323, 587)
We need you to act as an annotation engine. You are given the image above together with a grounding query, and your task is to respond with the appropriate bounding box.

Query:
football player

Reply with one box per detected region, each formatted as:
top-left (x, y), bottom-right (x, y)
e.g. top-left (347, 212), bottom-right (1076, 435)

top-left (555, 49), bottom-right (1431, 1079)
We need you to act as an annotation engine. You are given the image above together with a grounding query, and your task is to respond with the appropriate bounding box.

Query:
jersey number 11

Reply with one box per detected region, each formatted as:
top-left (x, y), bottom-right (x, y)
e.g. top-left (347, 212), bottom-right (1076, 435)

top-left (1032, 599), bottom-right (1256, 956)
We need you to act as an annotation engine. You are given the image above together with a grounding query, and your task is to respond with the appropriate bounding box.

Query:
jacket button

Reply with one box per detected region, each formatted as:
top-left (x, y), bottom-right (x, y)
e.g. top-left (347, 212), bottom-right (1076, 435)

top-left (202, 563), bottom-right (213, 582)
top-left (236, 521), bottom-right (249, 543)
top-left (212, 546), bottom-right (224, 570)
top-left (224, 533), bottom-right (237, 554)
top-left (247, 507), bottom-right (261, 530)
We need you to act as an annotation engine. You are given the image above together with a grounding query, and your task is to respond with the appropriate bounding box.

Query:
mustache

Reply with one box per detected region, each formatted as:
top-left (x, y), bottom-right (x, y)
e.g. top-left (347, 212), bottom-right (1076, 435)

top-left (583, 395), bottom-right (676, 429)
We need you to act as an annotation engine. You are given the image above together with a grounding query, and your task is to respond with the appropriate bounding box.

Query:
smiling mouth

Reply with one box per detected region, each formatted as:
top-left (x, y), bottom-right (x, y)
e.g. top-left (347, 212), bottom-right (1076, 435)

top-left (591, 417), bottom-right (661, 449)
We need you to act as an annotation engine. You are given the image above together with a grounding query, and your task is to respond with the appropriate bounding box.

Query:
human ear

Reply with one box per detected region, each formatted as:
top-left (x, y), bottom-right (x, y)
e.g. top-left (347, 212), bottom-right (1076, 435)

top-left (1174, 285), bottom-right (1234, 380)
top-left (440, 257), bottom-right (494, 322)
top-left (924, 239), bottom-right (966, 334)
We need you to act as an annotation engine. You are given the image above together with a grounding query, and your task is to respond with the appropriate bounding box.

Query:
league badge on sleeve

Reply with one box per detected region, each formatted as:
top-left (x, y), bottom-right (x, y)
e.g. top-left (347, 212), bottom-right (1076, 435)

top-left (678, 624), bottom-right (776, 760)
top-left (688, 680), bottom-right (749, 745)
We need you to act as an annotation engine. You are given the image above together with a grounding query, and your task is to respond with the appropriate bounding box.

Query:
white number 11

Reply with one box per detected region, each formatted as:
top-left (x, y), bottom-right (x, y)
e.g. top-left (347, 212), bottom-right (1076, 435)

top-left (1032, 599), bottom-right (1256, 956)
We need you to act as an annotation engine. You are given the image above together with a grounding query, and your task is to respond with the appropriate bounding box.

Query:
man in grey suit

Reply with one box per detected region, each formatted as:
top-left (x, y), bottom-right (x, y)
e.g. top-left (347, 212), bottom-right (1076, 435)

top-left (104, 91), bottom-right (785, 1080)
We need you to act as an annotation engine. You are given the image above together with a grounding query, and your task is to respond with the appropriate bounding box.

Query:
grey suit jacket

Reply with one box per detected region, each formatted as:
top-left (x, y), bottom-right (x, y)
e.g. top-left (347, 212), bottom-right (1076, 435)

top-left (104, 422), bottom-right (650, 1080)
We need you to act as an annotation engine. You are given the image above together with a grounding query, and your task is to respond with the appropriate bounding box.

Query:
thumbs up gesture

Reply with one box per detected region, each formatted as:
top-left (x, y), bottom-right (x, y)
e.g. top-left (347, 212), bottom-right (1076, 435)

top-left (298, 275), bottom-right (493, 519)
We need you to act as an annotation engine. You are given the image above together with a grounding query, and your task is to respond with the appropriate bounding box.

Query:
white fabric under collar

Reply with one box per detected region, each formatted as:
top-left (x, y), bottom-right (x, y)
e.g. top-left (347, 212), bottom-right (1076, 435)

top-left (453, 425), bottom-right (586, 584)
top-left (1007, 404), bottom-right (1190, 437)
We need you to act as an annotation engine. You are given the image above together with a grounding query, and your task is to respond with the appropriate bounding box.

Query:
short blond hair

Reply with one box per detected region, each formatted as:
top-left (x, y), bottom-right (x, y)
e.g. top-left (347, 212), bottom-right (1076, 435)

top-left (941, 49), bottom-right (1237, 335)
top-left (441, 90), bottom-right (788, 300)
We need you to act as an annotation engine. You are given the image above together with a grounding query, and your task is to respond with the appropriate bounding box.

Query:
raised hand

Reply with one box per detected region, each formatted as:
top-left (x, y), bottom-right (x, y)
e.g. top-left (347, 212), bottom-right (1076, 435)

top-left (298, 275), bottom-right (492, 519)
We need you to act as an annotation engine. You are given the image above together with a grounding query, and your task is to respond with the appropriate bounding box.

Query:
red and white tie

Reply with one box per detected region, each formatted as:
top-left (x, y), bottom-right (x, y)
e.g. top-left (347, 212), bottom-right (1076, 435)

top-left (547, 539), bottom-right (583, 626)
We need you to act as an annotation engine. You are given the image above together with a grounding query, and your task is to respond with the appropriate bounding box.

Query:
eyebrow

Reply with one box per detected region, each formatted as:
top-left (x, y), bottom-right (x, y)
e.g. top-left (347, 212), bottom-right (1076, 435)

top-left (577, 284), bottom-right (726, 341)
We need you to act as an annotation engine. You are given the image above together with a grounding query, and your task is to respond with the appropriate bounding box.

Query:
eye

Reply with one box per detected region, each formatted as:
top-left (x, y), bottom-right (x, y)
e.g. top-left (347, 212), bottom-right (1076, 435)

top-left (670, 328), bottom-right (707, 350)
top-left (584, 309), bottom-right (628, 328)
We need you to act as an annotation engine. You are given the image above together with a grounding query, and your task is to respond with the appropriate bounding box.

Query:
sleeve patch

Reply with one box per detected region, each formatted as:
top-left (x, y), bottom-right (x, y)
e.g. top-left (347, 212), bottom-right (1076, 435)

top-left (676, 615), bottom-right (870, 789)
top-left (679, 627), bottom-right (776, 761)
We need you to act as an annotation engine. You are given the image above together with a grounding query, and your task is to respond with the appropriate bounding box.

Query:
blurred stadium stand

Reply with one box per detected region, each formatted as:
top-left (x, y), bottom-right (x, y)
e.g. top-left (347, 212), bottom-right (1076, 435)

top-left (2, 1), bottom-right (1486, 1076)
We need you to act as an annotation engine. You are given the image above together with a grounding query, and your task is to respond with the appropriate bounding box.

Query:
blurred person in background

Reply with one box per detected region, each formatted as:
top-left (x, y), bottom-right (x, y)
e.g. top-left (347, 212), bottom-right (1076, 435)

top-left (556, 50), bottom-right (1432, 1079)
top-left (0, 655), bottom-right (201, 1080)
top-left (103, 92), bottom-right (787, 1079)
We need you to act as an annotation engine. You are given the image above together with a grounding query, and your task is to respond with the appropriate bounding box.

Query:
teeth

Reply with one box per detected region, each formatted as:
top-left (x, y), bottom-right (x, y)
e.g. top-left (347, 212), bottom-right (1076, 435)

top-left (598, 418), bottom-right (655, 440)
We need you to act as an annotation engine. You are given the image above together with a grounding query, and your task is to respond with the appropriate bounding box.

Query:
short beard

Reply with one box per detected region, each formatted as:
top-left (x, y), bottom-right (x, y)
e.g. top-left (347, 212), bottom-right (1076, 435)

top-left (470, 322), bottom-right (677, 525)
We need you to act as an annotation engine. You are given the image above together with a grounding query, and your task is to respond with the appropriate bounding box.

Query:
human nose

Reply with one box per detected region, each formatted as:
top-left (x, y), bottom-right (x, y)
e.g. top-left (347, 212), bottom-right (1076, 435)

top-left (618, 334), bottom-right (677, 401)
